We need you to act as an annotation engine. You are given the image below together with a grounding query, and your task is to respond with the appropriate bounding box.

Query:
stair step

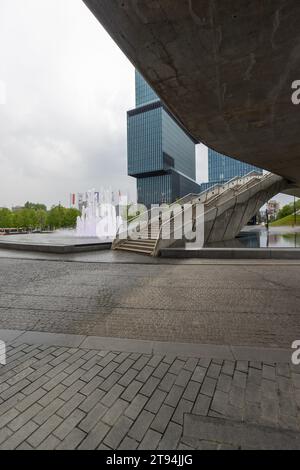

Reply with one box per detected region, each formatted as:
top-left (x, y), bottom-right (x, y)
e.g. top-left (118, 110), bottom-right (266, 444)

top-left (120, 243), bottom-right (155, 251)
top-left (124, 239), bottom-right (157, 244)
top-left (116, 246), bottom-right (153, 255)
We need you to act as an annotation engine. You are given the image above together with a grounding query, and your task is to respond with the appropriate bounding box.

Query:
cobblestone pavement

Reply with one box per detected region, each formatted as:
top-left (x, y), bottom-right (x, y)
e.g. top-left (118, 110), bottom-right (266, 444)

top-left (1, 341), bottom-right (300, 450)
top-left (0, 258), bottom-right (300, 347)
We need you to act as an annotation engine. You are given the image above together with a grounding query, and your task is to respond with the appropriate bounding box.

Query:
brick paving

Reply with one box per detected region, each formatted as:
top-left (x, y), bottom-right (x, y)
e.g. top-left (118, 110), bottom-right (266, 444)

top-left (1, 341), bottom-right (300, 450)
top-left (0, 258), bottom-right (300, 347)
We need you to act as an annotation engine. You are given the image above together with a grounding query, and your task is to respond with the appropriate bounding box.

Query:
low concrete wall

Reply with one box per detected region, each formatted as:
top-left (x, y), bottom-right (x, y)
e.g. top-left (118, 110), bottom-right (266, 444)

top-left (0, 241), bottom-right (112, 254)
top-left (160, 248), bottom-right (300, 260)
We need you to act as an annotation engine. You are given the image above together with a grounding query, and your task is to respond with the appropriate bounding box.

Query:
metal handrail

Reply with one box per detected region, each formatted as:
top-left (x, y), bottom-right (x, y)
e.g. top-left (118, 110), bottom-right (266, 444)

top-left (155, 171), bottom-right (267, 244)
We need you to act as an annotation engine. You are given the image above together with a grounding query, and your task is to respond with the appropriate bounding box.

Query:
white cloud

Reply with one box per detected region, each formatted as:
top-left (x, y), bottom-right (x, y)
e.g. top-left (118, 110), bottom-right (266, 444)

top-left (0, 0), bottom-right (137, 208)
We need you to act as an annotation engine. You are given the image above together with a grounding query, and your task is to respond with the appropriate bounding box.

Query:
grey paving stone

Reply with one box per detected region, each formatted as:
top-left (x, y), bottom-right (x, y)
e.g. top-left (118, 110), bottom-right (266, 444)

top-left (54, 409), bottom-right (85, 440)
top-left (222, 360), bottom-right (235, 376)
top-left (233, 370), bottom-right (247, 389)
top-left (128, 410), bottom-right (155, 442)
top-left (145, 389), bottom-right (167, 414)
top-left (59, 380), bottom-right (86, 401)
top-left (38, 384), bottom-right (66, 408)
top-left (147, 355), bottom-right (163, 368)
top-left (248, 367), bottom-right (262, 385)
top-left (165, 385), bottom-right (184, 408)
top-left (0, 408), bottom-right (20, 429)
top-left (27, 414), bottom-right (63, 448)
top-left (104, 416), bottom-right (133, 449)
top-left (169, 359), bottom-right (185, 375)
top-left (139, 429), bottom-right (162, 450)
top-left (207, 363), bottom-right (222, 379)
top-left (140, 377), bottom-right (160, 397)
top-left (0, 427), bottom-right (13, 446)
top-left (118, 436), bottom-right (138, 450)
top-left (9, 403), bottom-right (42, 432)
top-left (183, 381), bottom-right (200, 402)
top-left (17, 441), bottom-right (34, 450)
top-left (133, 355), bottom-right (150, 371)
top-left (100, 372), bottom-right (122, 392)
top-left (151, 404), bottom-right (174, 433)
top-left (81, 376), bottom-right (104, 395)
top-left (34, 398), bottom-right (65, 425)
top-left (78, 402), bottom-right (108, 432)
top-left (229, 385), bottom-right (245, 409)
top-left (102, 399), bottom-right (128, 426)
top-left (57, 428), bottom-right (86, 450)
top-left (158, 421), bottom-right (182, 450)
top-left (102, 384), bottom-right (125, 407)
top-left (175, 369), bottom-right (192, 388)
top-left (192, 393), bottom-right (211, 416)
top-left (159, 373), bottom-right (177, 392)
top-left (125, 394), bottom-right (149, 420)
top-left (16, 388), bottom-right (47, 412)
top-left (63, 368), bottom-right (86, 387)
top-left (153, 362), bottom-right (170, 379)
top-left (262, 364), bottom-right (276, 381)
top-left (200, 377), bottom-right (217, 397)
top-left (191, 366), bottom-right (206, 383)
top-left (0, 420), bottom-right (38, 450)
top-left (217, 374), bottom-right (232, 393)
top-left (184, 358), bottom-right (198, 372)
top-left (1, 379), bottom-right (31, 401)
top-left (79, 389), bottom-right (105, 413)
top-left (56, 392), bottom-right (85, 419)
top-left (245, 382), bottom-right (261, 404)
top-left (136, 365), bottom-right (155, 383)
top-left (118, 368), bottom-right (139, 387)
top-left (276, 364), bottom-right (291, 378)
top-left (184, 414), bottom-right (300, 450)
top-left (236, 361), bottom-right (248, 373)
top-left (99, 361), bottom-right (119, 379)
top-left (115, 359), bottom-right (135, 375)
top-left (210, 390), bottom-right (229, 415)
top-left (121, 380), bottom-right (143, 402)
top-left (261, 396), bottom-right (279, 424)
top-left (172, 398), bottom-right (193, 425)
top-left (37, 434), bottom-right (60, 450)
top-left (0, 393), bottom-right (25, 417)
top-left (78, 420), bottom-right (110, 450)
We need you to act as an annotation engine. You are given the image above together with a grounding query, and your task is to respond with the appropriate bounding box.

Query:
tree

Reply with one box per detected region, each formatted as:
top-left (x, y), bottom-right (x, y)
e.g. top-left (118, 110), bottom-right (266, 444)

top-left (24, 202), bottom-right (47, 211)
top-left (0, 208), bottom-right (13, 228)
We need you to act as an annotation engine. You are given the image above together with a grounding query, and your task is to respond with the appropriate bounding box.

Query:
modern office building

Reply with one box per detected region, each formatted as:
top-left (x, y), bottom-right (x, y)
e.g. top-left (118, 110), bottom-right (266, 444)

top-left (127, 71), bottom-right (200, 207)
top-left (201, 148), bottom-right (263, 191)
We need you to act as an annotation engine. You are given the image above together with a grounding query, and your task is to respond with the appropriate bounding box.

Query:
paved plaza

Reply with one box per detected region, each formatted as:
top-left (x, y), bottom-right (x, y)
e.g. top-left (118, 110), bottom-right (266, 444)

top-left (0, 252), bottom-right (300, 449)
top-left (0, 256), bottom-right (300, 347)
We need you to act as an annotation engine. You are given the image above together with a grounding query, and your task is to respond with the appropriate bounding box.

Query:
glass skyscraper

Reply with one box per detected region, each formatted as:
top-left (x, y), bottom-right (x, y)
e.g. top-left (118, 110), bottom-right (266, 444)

top-left (127, 71), bottom-right (200, 207)
top-left (206, 149), bottom-right (263, 188)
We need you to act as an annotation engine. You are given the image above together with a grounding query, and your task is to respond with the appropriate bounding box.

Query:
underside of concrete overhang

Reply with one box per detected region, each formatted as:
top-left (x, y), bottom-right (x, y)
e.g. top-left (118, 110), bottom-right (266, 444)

top-left (83, 0), bottom-right (300, 187)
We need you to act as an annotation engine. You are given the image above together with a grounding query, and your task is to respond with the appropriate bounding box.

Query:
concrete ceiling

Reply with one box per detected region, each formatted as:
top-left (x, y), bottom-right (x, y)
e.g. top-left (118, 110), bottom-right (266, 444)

top-left (83, 0), bottom-right (300, 185)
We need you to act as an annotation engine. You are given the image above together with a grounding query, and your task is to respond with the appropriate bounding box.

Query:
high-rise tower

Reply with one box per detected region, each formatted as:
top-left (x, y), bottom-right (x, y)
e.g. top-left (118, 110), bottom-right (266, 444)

top-left (127, 71), bottom-right (200, 207)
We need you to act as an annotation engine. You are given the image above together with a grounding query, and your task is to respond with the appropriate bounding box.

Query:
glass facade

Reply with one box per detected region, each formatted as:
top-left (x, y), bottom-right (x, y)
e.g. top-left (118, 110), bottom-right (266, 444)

top-left (135, 70), bottom-right (159, 107)
top-left (128, 71), bottom-right (200, 207)
top-left (207, 148), bottom-right (263, 186)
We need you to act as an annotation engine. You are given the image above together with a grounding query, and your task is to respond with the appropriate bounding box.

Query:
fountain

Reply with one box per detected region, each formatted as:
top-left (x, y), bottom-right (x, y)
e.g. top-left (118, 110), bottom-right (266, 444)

top-left (76, 189), bottom-right (124, 240)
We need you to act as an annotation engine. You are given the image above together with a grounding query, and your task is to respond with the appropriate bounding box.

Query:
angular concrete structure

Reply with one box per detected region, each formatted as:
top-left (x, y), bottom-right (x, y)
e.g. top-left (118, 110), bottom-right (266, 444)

top-left (113, 173), bottom-right (292, 255)
top-left (83, 0), bottom-right (300, 187)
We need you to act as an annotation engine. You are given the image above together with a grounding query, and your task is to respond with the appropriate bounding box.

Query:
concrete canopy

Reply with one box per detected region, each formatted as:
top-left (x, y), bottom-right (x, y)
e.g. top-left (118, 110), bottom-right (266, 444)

top-left (83, 0), bottom-right (300, 186)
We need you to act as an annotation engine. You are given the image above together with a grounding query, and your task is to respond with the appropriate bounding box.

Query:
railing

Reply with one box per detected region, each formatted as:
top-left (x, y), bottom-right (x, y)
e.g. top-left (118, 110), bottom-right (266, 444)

top-left (113, 171), bottom-right (268, 250)
top-left (152, 171), bottom-right (269, 255)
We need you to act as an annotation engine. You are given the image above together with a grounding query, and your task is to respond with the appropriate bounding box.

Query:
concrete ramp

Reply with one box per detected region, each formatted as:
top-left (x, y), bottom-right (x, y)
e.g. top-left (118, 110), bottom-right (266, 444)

top-left (113, 173), bottom-right (290, 256)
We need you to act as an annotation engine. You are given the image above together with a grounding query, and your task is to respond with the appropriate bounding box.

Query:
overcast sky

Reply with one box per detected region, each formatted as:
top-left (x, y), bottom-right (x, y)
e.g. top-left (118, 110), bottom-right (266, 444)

top-left (0, 0), bottom-right (291, 209)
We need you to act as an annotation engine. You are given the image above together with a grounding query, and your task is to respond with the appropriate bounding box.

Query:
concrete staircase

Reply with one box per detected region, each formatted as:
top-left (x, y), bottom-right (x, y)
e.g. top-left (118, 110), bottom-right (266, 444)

top-left (113, 172), bottom-right (288, 256)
